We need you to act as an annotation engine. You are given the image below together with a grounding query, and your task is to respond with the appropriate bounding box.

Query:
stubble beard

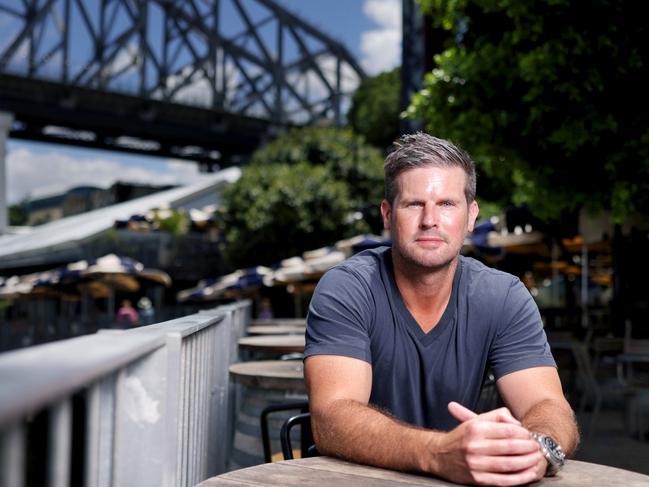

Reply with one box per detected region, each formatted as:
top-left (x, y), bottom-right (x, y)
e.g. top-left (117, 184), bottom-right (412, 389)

top-left (392, 238), bottom-right (460, 276)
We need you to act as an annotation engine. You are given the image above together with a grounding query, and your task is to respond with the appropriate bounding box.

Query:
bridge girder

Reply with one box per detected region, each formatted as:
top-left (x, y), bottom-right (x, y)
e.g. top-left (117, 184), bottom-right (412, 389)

top-left (0, 0), bottom-right (365, 165)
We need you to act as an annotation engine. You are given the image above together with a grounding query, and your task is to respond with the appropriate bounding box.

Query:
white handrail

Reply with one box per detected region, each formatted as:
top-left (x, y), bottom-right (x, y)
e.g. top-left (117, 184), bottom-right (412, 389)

top-left (0, 300), bottom-right (251, 487)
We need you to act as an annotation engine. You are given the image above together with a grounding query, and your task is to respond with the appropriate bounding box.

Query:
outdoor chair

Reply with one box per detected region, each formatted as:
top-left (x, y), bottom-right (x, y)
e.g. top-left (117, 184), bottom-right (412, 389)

top-left (571, 342), bottom-right (637, 436)
top-left (280, 411), bottom-right (319, 460)
top-left (260, 400), bottom-right (309, 463)
top-left (631, 389), bottom-right (649, 440)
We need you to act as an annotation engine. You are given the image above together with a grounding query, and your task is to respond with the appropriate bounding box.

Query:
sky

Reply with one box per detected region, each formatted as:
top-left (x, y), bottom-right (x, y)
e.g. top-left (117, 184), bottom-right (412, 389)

top-left (4, 0), bottom-right (402, 205)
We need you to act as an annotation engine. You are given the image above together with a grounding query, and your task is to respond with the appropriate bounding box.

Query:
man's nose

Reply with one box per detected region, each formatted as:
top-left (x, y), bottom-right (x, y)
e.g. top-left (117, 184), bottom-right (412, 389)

top-left (420, 203), bottom-right (438, 228)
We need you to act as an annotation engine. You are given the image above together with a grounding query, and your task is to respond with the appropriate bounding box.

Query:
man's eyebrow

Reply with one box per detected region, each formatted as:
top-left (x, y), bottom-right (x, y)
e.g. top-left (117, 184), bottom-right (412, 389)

top-left (398, 196), bottom-right (423, 204)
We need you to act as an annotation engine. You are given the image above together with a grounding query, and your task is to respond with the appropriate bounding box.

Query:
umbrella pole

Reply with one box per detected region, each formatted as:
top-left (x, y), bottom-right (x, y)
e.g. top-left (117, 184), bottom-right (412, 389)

top-left (154, 286), bottom-right (163, 321)
top-left (0, 304), bottom-right (6, 351)
top-left (107, 286), bottom-right (115, 322)
top-left (551, 239), bottom-right (560, 312)
top-left (81, 290), bottom-right (89, 326)
top-left (581, 243), bottom-right (589, 329)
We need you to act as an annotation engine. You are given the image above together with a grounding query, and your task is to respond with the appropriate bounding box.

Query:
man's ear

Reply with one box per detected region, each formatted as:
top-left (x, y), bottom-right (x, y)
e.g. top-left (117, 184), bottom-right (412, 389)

top-left (467, 200), bottom-right (479, 232)
top-left (380, 200), bottom-right (392, 230)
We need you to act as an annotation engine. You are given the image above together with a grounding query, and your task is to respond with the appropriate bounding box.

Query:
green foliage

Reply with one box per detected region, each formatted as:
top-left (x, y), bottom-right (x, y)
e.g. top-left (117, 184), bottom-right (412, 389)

top-left (155, 210), bottom-right (190, 236)
top-left (347, 67), bottom-right (402, 149)
top-left (250, 126), bottom-right (385, 226)
top-left (9, 202), bottom-right (27, 226)
top-left (411, 0), bottom-right (649, 222)
top-left (221, 127), bottom-right (384, 268)
top-left (102, 228), bottom-right (120, 244)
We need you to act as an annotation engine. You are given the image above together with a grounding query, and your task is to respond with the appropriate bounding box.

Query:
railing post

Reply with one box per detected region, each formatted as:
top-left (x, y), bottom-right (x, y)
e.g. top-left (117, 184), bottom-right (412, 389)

top-left (0, 423), bottom-right (26, 487)
top-left (48, 399), bottom-right (72, 487)
top-left (111, 345), bottom-right (168, 486)
top-left (85, 375), bottom-right (117, 487)
top-left (209, 309), bottom-right (232, 475)
top-left (163, 331), bottom-right (182, 487)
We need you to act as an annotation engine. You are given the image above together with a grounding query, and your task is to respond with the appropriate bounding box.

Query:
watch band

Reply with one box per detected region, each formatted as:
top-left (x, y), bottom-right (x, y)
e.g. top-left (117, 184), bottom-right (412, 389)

top-left (529, 432), bottom-right (566, 476)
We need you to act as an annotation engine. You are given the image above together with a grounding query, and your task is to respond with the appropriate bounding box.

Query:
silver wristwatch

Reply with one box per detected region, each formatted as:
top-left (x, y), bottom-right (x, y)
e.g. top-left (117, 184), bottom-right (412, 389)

top-left (529, 432), bottom-right (566, 476)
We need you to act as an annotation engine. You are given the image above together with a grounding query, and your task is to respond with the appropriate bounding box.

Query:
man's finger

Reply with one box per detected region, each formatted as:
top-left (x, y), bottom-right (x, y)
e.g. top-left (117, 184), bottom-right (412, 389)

top-left (475, 407), bottom-right (521, 425)
top-left (448, 402), bottom-right (521, 426)
top-left (462, 436), bottom-right (541, 455)
top-left (465, 450), bottom-right (544, 473)
top-left (468, 464), bottom-right (542, 486)
top-left (465, 420), bottom-right (535, 440)
top-left (448, 401), bottom-right (478, 422)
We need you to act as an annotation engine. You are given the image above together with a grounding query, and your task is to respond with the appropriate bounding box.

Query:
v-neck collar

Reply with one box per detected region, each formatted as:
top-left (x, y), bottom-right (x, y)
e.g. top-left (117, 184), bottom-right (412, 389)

top-left (382, 251), bottom-right (462, 347)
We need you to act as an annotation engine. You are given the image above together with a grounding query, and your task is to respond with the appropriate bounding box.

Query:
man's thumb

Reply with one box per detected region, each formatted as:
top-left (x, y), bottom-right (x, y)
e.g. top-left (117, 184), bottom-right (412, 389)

top-left (448, 401), bottom-right (478, 423)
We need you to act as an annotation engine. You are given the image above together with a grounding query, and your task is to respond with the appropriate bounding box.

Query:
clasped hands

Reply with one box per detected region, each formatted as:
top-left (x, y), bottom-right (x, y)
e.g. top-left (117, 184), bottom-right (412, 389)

top-left (427, 402), bottom-right (547, 486)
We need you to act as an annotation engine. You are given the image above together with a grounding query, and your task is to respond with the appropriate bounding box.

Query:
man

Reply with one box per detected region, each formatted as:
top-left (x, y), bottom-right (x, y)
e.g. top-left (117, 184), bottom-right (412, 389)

top-left (304, 133), bottom-right (579, 485)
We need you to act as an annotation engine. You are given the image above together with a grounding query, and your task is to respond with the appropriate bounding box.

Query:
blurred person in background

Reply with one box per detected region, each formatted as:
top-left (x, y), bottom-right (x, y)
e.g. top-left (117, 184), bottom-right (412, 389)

top-left (116, 299), bottom-right (139, 327)
top-left (138, 297), bottom-right (155, 325)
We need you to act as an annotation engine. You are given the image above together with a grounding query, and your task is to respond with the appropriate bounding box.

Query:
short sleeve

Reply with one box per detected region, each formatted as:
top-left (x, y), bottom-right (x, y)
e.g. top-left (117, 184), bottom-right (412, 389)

top-left (489, 278), bottom-right (556, 379)
top-left (304, 266), bottom-right (373, 364)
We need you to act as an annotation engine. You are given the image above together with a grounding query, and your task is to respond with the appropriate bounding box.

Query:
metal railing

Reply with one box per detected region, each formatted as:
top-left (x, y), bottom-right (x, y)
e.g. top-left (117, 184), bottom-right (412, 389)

top-left (0, 300), bottom-right (251, 487)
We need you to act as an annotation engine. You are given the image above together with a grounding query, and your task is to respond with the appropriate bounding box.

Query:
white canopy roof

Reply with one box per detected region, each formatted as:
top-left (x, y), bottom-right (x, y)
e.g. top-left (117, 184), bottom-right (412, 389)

top-left (0, 168), bottom-right (240, 271)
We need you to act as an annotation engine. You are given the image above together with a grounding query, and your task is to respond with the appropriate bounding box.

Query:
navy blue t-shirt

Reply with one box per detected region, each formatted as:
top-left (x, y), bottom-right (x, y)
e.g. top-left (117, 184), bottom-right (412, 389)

top-left (305, 246), bottom-right (555, 431)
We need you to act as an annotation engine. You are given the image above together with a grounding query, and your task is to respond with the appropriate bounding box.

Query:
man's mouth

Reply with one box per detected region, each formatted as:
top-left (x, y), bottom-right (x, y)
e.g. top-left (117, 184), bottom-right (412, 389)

top-left (415, 235), bottom-right (446, 244)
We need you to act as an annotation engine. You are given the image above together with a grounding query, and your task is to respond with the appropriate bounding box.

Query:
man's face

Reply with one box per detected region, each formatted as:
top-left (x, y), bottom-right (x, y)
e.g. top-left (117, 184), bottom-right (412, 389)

top-left (381, 166), bottom-right (479, 271)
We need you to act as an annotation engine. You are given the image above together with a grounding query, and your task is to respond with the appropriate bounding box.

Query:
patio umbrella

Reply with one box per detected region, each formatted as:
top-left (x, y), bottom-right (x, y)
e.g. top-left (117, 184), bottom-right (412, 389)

top-left (177, 267), bottom-right (272, 302)
top-left (0, 274), bottom-right (39, 299)
top-left (80, 254), bottom-right (171, 291)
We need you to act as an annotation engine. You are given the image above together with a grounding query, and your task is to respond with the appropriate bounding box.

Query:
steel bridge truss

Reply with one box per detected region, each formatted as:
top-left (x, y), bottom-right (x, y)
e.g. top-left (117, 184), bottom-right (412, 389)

top-left (0, 0), bottom-right (365, 163)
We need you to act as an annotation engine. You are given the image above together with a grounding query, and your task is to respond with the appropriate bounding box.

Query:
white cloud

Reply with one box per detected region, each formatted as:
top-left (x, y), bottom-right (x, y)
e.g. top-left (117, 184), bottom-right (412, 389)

top-left (364, 0), bottom-right (402, 29)
top-left (104, 43), bottom-right (139, 78)
top-left (150, 49), bottom-right (241, 109)
top-left (283, 53), bottom-right (362, 122)
top-left (360, 0), bottom-right (402, 75)
top-left (6, 147), bottom-right (213, 204)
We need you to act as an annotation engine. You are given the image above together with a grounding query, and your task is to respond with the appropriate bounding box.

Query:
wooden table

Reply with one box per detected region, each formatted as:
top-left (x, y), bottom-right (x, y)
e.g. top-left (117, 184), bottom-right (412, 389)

top-left (229, 360), bottom-right (305, 393)
top-left (238, 335), bottom-right (305, 354)
top-left (199, 456), bottom-right (649, 486)
top-left (251, 318), bottom-right (307, 327)
top-left (247, 325), bottom-right (306, 335)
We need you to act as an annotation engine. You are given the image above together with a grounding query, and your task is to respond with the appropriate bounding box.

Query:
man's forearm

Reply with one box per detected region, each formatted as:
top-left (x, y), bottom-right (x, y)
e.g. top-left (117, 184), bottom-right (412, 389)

top-left (311, 398), bottom-right (435, 472)
top-left (521, 399), bottom-right (580, 455)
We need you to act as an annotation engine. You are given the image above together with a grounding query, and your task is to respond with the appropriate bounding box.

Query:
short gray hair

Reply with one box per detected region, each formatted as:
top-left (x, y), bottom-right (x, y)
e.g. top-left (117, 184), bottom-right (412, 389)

top-left (384, 132), bottom-right (476, 205)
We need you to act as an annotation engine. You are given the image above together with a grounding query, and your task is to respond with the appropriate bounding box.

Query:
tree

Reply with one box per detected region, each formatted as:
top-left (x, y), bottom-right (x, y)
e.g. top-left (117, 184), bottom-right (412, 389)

top-left (347, 67), bottom-right (402, 149)
top-left (220, 127), bottom-right (384, 268)
top-left (410, 0), bottom-right (649, 223)
top-left (9, 200), bottom-right (28, 226)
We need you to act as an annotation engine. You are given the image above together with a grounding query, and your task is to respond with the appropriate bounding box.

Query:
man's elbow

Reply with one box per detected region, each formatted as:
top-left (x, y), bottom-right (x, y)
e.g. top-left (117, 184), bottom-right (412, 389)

top-left (308, 398), bottom-right (357, 457)
top-left (309, 409), bottom-right (338, 457)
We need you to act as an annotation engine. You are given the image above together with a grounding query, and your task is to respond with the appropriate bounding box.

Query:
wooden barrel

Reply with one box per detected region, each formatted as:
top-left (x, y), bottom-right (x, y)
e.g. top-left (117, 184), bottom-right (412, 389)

top-left (228, 361), bottom-right (307, 471)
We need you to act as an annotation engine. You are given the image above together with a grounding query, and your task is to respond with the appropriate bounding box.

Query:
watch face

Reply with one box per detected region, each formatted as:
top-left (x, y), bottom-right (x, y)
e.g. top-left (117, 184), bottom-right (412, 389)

top-left (542, 436), bottom-right (566, 464)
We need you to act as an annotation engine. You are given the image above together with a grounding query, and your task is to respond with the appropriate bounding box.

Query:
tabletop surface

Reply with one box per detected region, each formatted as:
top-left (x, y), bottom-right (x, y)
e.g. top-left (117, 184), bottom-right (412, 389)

top-left (229, 360), bottom-right (305, 392)
top-left (618, 352), bottom-right (649, 363)
top-left (247, 325), bottom-right (306, 335)
top-left (250, 318), bottom-right (307, 327)
top-left (198, 456), bottom-right (649, 487)
top-left (229, 360), bottom-right (304, 379)
top-left (238, 334), bottom-right (305, 352)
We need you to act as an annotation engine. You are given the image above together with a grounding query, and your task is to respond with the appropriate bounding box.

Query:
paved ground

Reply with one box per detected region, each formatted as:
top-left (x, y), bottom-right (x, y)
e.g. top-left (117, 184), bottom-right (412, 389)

top-left (573, 406), bottom-right (649, 475)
